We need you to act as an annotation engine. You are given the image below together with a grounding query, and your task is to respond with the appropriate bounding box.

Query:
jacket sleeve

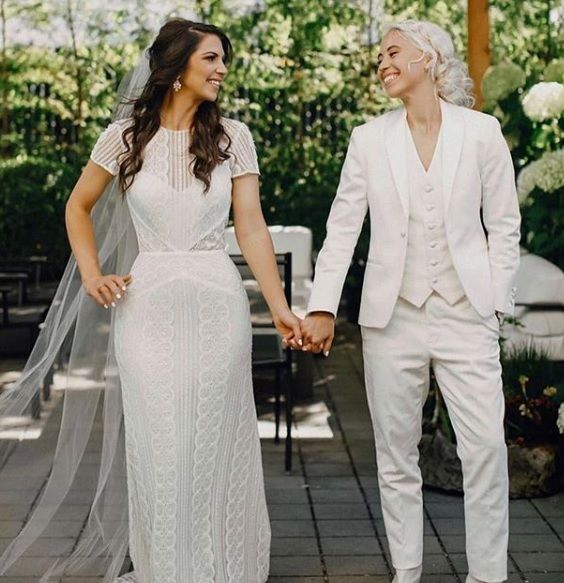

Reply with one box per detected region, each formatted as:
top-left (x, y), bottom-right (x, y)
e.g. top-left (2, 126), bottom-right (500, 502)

top-left (307, 127), bottom-right (369, 316)
top-left (481, 117), bottom-right (521, 315)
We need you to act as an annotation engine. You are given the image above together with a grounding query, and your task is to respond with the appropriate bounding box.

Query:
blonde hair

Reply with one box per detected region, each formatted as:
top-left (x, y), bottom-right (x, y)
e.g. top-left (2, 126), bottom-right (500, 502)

top-left (384, 20), bottom-right (475, 108)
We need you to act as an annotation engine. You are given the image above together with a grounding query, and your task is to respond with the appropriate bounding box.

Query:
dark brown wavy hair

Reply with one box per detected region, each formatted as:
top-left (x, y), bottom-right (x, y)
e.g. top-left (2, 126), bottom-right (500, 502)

top-left (118, 19), bottom-right (233, 192)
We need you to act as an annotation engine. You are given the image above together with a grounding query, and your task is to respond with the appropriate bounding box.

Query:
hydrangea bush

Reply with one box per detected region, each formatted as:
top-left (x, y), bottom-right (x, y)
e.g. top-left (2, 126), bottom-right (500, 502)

top-left (482, 58), bottom-right (564, 267)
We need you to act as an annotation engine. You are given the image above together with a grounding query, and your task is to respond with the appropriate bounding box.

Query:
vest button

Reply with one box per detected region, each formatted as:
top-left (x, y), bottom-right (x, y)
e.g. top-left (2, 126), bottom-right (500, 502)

top-left (431, 260), bottom-right (439, 266)
top-left (427, 224), bottom-right (436, 230)
top-left (432, 277), bottom-right (438, 284)
top-left (401, 231), bottom-right (406, 238)
top-left (430, 241), bottom-right (437, 248)
top-left (426, 204), bottom-right (435, 211)
top-left (424, 184), bottom-right (433, 192)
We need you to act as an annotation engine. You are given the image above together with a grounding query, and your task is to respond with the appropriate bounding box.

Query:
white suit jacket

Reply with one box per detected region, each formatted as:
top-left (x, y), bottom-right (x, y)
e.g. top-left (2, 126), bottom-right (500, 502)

top-left (307, 99), bottom-right (521, 328)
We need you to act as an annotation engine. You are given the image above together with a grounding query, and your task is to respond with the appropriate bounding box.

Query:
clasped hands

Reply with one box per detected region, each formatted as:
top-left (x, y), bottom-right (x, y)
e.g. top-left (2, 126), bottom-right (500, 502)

top-left (276, 310), bottom-right (335, 356)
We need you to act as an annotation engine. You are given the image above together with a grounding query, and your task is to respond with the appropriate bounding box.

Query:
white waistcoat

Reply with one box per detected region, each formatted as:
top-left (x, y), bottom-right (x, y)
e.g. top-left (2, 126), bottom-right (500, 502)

top-left (399, 122), bottom-right (466, 307)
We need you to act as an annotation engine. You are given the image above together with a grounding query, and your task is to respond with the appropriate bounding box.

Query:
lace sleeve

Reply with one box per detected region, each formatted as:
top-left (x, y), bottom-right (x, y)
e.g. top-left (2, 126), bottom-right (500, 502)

top-left (227, 121), bottom-right (260, 178)
top-left (90, 122), bottom-right (128, 176)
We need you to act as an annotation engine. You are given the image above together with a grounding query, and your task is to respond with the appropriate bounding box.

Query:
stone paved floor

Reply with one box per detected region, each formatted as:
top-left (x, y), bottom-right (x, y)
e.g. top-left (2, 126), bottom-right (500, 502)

top-left (0, 322), bottom-right (563, 582)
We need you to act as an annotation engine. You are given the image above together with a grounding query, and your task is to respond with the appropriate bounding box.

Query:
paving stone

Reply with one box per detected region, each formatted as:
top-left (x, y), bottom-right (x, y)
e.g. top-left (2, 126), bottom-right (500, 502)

top-left (509, 518), bottom-right (554, 535)
top-left (0, 491), bottom-right (38, 506)
top-left (523, 574), bottom-right (564, 583)
top-left (324, 554), bottom-right (388, 575)
top-left (449, 553), bottom-right (517, 573)
top-left (0, 505), bottom-right (31, 521)
top-left (269, 504), bottom-right (311, 520)
top-left (313, 504), bottom-right (370, 520)
top-left (321, 536), bottom-right (382, 556)
top-left (422, 554), bottom-right (453, 574)
top-left (424, 502), bottom-right (464, 518)
top-left (440, 534), bottom-right (466, 554)
top-left (317, 520), bottom-right (374, 537)
top-left (327, 577), bottom-right (389, 583)
top-left (266, 488), bottom-right (309, 504)
top-left (307, 478), bottom-right (359, 490)
top-left (266, 578), bottom-right (325, 583)
top-left (512, 552), bottom-right (564, 572)
top-left (0, 537), bottom-right (74, 557)
top-left (310, 489), bottom-right (365, 504)
top-left (269, 556), bottom-right (324, 576)
top-left (40, 521), bottom-right (83, 538)
top-left (271, 537), bottom-right (319, 556)
top-left (306, 464), bottom-right (354, 477)
top-left (271, 520), bottom-right (316, 538)
top-left (2, 557), bottom-right (68, 576)
top-left (429, 518), bottom-right (466, 535)
top-left (509, 500), bottom-right (542, 518)
top-left (509, 534), bottom-right (564, 552)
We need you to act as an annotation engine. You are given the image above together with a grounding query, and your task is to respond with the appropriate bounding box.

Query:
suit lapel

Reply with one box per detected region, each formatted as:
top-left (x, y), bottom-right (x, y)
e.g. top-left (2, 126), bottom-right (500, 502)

top-left (384, 108), bottom-right (409, 219)
top-left (440, 99), bottom-right (464, 215)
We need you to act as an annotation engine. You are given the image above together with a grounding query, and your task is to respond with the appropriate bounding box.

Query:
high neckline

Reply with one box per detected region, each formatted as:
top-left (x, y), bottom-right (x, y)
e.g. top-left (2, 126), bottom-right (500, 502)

top-left (159, 125), bottom-right (191, 134)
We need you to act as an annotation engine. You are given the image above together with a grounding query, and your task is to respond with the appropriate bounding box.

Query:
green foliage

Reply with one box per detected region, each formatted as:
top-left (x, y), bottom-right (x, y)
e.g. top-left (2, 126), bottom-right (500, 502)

top-left (1, 0), bottom-right (563, 272)
top-left (0, 156), bottom-right (80, 276)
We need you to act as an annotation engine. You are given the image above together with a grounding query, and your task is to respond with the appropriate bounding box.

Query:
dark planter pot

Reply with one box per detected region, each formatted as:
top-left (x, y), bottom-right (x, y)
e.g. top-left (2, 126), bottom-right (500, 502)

top-left (419, 431), bottom-right (564, 498)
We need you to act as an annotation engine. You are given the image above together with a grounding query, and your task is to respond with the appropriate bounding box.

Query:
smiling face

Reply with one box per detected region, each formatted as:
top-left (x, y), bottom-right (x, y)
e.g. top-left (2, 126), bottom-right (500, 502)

top-left (178, 33), bottom-right (228, 102)
top-left (377, 29), bottom-right (430, 100)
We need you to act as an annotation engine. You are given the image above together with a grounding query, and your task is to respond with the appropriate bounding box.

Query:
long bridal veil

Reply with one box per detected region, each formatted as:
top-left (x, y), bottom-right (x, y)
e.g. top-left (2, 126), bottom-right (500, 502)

top-left (0, 49), bottom-right (152, 582)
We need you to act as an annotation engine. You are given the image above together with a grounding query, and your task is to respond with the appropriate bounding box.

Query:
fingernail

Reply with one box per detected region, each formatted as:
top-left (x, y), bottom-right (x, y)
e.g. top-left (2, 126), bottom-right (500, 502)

top-left (111, 302), bottom-right (116, 307)
top-left (116, 293), bottom-right (122, 299)
top-left (298, 338), bottom-right (303, 346)
top-left (122, 286), bottom-right (127, 291)
top-left (104, 304), bottom-right (108, 309)
top-left (324, 351), bottom-right (330, 357)
top-left (302, 347), bottom-right (308, 351)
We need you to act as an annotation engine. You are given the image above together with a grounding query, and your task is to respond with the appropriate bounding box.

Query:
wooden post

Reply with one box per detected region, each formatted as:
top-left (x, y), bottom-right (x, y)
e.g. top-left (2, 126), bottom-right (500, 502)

top-left (468, 0), bottom-right (490, 110)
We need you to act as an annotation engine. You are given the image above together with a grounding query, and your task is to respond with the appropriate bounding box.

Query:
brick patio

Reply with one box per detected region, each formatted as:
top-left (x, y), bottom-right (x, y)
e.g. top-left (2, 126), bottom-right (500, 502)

top-left (0, 321), bottom-right (563, 582)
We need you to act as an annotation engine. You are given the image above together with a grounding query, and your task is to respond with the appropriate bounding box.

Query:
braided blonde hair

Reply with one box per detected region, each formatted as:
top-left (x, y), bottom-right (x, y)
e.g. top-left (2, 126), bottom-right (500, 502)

top-left (384, 20), bottom-right (475, 108)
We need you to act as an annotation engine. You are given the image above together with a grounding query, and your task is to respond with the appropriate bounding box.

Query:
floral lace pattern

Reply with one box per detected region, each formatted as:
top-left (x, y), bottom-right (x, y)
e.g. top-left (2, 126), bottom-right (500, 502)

top-left (103, 117), bottom-right (269, 583)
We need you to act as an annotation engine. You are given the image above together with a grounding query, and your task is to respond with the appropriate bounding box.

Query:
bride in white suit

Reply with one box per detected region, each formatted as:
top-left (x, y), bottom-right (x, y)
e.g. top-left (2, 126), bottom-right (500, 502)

top-left (301, 20), bottom-right (520, 583)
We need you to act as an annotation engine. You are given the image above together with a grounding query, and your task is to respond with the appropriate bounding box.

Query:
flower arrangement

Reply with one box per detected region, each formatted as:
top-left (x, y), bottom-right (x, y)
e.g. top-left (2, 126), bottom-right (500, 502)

top-left (482, 58), bottom-right (564, 267)
top-left (501, 345), bottom-right (564, 446)
top-left (516, 148), bottom-right (564, 205)
top-left (522, 82), bottom-right (564, 122)
top-left (482, 62), bottom-right (526, 103)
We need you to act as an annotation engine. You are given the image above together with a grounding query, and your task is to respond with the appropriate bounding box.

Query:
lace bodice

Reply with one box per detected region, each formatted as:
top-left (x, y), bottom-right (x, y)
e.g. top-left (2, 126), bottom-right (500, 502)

top-left (90, 117), bottom-right (259, 252)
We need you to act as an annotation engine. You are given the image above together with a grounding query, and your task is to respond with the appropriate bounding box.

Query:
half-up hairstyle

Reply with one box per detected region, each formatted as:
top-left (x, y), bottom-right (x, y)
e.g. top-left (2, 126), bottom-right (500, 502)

top-left (384, 20), bottom-right (475, 108)
top-left (118, 18), bottom-right (233, 192)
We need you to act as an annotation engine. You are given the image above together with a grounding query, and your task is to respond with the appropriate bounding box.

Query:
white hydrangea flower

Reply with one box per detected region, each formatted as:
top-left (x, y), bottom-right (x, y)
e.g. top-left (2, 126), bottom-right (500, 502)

top-left (481, 62), bottom-right (526, 103)
top-left (558, 402), bottom-right (564, 435)
top-left (516, 149), bottom-right (564, 205)
top-left (522, 82), bottom-right (564, 121)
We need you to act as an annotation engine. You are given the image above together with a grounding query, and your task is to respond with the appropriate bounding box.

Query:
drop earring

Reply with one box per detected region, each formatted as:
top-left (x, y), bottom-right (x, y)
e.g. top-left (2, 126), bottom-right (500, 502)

top-left (173, 76), bottom-right (182, 92)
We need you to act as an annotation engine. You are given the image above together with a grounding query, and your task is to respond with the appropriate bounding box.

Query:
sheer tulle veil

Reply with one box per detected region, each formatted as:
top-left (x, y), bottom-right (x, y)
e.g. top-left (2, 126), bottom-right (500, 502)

top-left (0, 48), bottom-right (152, 582)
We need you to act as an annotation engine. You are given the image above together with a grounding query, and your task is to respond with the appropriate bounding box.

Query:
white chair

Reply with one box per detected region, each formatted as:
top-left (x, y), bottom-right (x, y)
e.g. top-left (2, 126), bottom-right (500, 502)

top-left (224, 226), bottom-right (313, 318)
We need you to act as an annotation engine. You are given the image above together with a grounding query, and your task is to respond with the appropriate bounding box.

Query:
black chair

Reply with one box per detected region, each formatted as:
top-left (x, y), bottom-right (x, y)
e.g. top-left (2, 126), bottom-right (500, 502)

top-left (230, 252), bottom-right (294, 472)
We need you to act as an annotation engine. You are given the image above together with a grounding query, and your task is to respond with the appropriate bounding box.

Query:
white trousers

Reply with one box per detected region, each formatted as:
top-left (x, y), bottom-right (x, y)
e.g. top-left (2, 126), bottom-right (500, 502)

top-left (361, 294), bottom-right (508, 583)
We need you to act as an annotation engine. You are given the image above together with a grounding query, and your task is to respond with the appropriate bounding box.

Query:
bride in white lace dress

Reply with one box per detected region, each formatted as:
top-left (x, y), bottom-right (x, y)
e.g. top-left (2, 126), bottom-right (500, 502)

top-left (65, 19), bottom-right (302, 583)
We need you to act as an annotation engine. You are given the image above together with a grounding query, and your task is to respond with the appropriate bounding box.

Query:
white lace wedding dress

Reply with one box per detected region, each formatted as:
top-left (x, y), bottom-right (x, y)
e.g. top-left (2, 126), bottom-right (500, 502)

top-left (90, 118), bottom-right (271, 583)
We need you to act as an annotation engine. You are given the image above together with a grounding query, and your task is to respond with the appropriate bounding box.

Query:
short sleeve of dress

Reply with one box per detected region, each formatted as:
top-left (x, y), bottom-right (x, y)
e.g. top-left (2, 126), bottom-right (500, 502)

top-left (90, 121), bottom-right (128, 176)
top-left (227, 121), bottom-right (260, 178)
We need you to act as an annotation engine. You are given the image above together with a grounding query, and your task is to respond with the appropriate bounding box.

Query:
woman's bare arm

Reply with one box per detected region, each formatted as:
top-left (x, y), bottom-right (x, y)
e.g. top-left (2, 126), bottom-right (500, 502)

top-left (65, 161), bottom-right (130, 308)
top-left (231, 174), bottom-right (302, 347)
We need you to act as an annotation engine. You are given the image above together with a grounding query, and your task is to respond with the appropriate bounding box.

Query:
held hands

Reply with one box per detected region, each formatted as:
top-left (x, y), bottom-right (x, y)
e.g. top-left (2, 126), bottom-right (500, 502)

top-left (273, 308), bottom-right (303, 350)
top-left (300, 311), bottom-right (335, 356)
top-left (83, 273), bottom-right (132, 309)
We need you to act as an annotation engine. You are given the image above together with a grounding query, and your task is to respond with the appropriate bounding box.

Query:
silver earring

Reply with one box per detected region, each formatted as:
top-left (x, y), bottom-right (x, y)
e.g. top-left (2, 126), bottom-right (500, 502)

top-left (173, 77), bottom-right (181, 92)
